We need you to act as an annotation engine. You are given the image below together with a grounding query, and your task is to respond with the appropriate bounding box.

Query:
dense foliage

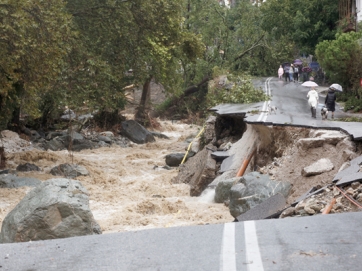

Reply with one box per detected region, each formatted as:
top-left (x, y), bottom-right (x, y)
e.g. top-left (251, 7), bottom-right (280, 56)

top-left (2, 0), bottom-right (357, 128)
top-left (316, 32), bottom-right (362, 93)
top-left (259, 0), bottom-right (339, 55)
top-left (207, 73), bottom-right (269, 108)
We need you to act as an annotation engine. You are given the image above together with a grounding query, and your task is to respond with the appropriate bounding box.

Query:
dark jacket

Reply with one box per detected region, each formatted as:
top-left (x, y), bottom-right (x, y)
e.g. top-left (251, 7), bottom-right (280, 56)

top-left (325, 89), bottom-right (336, 112)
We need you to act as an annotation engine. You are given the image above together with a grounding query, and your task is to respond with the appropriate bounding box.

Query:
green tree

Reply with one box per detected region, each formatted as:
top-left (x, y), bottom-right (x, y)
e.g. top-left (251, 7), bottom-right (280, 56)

top-left (0, 0), bottom-right (74, 129)
top-left (67, 0), bottom-right (204, 126)
top-left (260, 0), bottom-right (339, 55)
top-left (316, 31), bottom-right (362, 94)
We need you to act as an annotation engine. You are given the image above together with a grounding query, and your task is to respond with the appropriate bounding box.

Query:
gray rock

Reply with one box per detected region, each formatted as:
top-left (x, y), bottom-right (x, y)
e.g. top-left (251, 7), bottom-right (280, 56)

top-left (77, 113), bottom-right (93, 121)
top-left (0, 178), bottom-right (101, 243)
top-left (302, 158), bottom-right (334, 177)
top-left (16, 163), bottom-right (41, 172)
top-left (309, 130), bottom-right (348, 144)
top-left (61, 109), bottom-right (76, 120)
top-left (46, 131), bottom-right (67, 140)
top-left (297, 138), bottom-right (325, 151)
top-left (228, 172), bottom-right (291, 218)
top-left (189, 150), bottom-right (217, 196)
top-left (203, 116), bottom-right (216, 144)
top-left (0, 174), bottom-right (41, 188)
top-left (214, 177), bottom-right (241, 203)
top-left (97, 141), bottom-right (110, 148)
top-left (356, 194), bottom-right (362, 203)
top-left (190, 138), bottom-right (201, 153)
top-left (69, 131), bottom-right (84, 141)
top-left (30, 130), bottom-right (41, 141)
top-left (46, 137), bottom-right (66, 151)
top-left (351, 182), bottom-right (361, 190)
top-left (98, 135), bottom-right (112, 143)
top-left (50, 164), bottom-right (89, 179)
top-left (228, 183), bottom-right (247, 218)
top-left (280, 207), bottom-right (296, 218)
top-left (151, 132), bottom-right (170, 139)
top-left (165, 152), bottom-right (194, 167)
top-left (208, 170), bottom-right (236, 188)
top-left (99, 131), bottom-right (114, 137)
top-left (121, 120), bottom-right (155, 144)
top-left (71, 139), bottom-right (96, 151)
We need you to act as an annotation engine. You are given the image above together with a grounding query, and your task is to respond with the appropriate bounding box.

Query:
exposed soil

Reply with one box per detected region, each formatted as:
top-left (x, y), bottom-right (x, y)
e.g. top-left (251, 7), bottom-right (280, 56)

top-left (252, 125), bottom-right (362, 204)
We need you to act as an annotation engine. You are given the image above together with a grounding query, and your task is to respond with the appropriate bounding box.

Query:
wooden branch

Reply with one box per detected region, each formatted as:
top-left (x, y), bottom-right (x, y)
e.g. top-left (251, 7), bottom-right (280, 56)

top-left (182, 75), bottom-right (210, 97)
top-left (234, 34), bottom-right (265, 62)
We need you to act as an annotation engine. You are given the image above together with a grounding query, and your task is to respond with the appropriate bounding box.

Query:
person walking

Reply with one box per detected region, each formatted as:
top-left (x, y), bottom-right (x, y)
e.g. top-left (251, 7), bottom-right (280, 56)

top-left (307, 87), bottom-right (319, 118)
top-left (293, 65), bottom-right (299, 82)
top-left (289, 65), bottom-right (294, 82)
top-left (325, 87), bottom-right (337, 119)
top-left (284, 65), bottom-right (290, 82)
top-left (278, 65), bottom-right (284, 80)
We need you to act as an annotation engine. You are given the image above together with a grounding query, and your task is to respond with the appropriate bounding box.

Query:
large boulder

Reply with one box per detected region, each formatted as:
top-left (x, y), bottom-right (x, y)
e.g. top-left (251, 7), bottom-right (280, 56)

top-left (0, 174), bottom-right (41, 188)
top-left (229, 172), bottom-right (291, 218)
top-left (171, 145), bottom-right (217, 196)
top-left (189, 148), bottom-right (217, 196)
top-left (121, 120), bottom-right (155, 144)
top-left (50, 163), bottom-right (89, 179)
top-left (165, 152), bottom-right (194, 167)
top-left (0, 178), bottom-right (101, 243)
top-left (16, 163), bottom-right (41, 172)
top-left (45, 137), bottom-right (66, 151)
top-left (214, 177), bottom-right (241, 203)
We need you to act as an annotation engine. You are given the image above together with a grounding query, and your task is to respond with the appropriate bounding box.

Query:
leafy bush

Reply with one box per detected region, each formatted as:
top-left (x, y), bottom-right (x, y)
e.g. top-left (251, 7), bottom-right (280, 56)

top-left (344, 97), bottom-right (362, 112)
top-left (206, 74), bottom-right (269, 108)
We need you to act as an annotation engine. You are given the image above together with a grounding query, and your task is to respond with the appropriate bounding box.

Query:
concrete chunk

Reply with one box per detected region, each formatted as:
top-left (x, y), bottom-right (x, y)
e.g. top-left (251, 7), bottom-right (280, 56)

top-left (302, 158), bottom-right (334, 177)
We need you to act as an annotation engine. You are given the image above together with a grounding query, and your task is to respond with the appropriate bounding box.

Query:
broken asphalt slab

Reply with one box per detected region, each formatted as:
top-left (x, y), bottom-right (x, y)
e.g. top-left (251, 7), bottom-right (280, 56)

top-left (236, 193), bottom-right (286, 222)
top-left (333, 155), bottom-right (362, 183)
top-left (210, 103), bottom-right (362, 140)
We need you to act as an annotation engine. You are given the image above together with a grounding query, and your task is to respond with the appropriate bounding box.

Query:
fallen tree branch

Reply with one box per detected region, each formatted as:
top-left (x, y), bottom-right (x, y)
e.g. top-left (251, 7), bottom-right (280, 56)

top-left (234, 34), bottom-right (265, 62)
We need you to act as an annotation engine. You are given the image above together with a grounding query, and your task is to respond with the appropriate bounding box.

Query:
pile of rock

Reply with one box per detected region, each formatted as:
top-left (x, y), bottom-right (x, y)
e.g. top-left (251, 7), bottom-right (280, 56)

top-left (1, 118), bottom-right (169, 155)
top-left (280, 181), bottom-right (362, 218)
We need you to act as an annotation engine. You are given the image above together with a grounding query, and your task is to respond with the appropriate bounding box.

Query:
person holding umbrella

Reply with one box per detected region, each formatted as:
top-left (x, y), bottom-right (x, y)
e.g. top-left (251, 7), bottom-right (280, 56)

top-left (324, 84), bottom-right (341, 119)
top-left (307, 86), bottom-right (319, 118)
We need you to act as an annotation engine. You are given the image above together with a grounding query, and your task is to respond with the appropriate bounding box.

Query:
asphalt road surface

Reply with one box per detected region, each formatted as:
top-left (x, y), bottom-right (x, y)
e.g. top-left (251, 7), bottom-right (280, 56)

top-left (211, 77), bottom-right (362, 140)
top-left (0, 212), bottom-right (361, 270)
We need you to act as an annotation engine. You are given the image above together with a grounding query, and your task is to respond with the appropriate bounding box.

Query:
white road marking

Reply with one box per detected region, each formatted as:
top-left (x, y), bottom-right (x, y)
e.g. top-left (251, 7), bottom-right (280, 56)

top-left (220, 223), bottom-right (237, 271)
top-left (244, 221), bottom-right (264, 271)
top-left (257, 77), bottom-right (273, 122)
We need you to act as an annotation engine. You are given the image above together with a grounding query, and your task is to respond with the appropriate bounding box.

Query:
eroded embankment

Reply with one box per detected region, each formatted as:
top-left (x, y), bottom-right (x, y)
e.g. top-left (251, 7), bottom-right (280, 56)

top-left (244, 124), bottom-right (360, 204)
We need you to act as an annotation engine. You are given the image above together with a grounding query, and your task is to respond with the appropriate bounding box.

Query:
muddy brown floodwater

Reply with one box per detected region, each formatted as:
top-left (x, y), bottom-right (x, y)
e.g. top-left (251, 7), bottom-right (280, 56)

top-left (1, 120), bottom-right (233, 233)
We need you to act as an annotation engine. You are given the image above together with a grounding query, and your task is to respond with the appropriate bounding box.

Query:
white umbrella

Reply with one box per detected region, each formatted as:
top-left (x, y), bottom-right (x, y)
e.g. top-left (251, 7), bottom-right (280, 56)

top-left (330, 83), bottom-right (343, 92)
top-left (301, 81), bottom-right (319, 87)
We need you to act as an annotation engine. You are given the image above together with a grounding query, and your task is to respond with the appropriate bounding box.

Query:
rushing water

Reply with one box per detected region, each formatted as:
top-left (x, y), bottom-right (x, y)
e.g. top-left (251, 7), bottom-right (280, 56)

top-left (0, 121), bottom-right (233, 233)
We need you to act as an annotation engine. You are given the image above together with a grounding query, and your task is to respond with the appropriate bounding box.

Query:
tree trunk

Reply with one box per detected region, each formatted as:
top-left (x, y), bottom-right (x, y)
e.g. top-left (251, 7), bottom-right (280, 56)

top-left (135, 76), bottom-right (152, 126)
top-left (7, 81), bottom-right (24, 133)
